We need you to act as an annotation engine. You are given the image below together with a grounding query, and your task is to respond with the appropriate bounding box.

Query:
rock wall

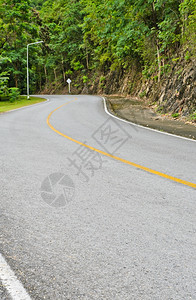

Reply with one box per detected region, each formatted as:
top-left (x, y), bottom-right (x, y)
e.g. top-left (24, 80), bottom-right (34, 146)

top-left (88, 55), bottom-right (196, 117)
top-left (158, 61), bottom-right (196, 116)
top-left (45, 53), bottom-right (195, 118)
top-left (142, 57), bottom-right (196, 116)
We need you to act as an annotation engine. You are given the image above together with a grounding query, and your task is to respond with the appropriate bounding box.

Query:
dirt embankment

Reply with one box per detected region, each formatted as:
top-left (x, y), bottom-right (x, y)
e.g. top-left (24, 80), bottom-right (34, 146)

top-left (106, 96), bottom-right (196, 140)
top-left (138, 56), bottom-right (196, 117)
top-left (91, 52), bottom-right (196, 122)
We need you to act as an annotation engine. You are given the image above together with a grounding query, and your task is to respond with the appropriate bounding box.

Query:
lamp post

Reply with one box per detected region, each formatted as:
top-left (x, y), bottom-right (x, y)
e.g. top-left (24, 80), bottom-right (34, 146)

top-left (27, 41), bottom-right (43, 99)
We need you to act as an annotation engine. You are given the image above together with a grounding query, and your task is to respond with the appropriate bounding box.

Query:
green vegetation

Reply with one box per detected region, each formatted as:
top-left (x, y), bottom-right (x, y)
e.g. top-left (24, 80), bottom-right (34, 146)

top-left (0, 0), bottom-right (195, 94)
top-left (9, 88), bottom-right (20, 103)
top-left (82, 76), bottom-right (88, 84)
top-left (139, 91), bottom-right (147, 98)
top-left (172, 112), bottom-right (180, 118)
top-left (0, 96), bottom-right (46, 113)
top-left (189, 111), bottom-right (196, 121)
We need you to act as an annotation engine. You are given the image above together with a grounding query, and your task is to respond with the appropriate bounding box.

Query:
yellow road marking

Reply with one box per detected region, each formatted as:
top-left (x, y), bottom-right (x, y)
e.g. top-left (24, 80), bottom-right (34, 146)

top-left (47, 100), bottom-right (196, 189)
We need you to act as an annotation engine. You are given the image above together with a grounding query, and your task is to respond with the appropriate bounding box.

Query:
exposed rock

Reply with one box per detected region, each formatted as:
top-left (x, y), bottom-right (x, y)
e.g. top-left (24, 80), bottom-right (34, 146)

top-left (91, 49), bottom-right (196, 117)
top-left (99, 54), bottom-right (196, 116)
top-left (81, 85), bottom-right (89, 94)
top-left (140, 56), bottom-right (196, 116)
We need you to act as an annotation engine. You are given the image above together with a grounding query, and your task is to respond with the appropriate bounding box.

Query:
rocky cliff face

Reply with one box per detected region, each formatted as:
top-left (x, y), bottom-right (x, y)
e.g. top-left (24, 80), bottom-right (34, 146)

top-left (143, 57), bottom-right (196, 116)
top-left (48, 52), bottom-right (195, 119)
top-left (88, 54), bottom-right (196, 118)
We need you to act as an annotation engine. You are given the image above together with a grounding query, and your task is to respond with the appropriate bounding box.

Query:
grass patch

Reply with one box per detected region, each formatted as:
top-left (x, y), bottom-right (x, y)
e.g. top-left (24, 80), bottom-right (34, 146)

top-left (172, 112), bottom-right (180, 118)
top-left (189, 112), bottom-right (196, 121)
top-left (0, 96), bottom-right (46, 113)
top-left (111, 103), bottom-right (123, 111)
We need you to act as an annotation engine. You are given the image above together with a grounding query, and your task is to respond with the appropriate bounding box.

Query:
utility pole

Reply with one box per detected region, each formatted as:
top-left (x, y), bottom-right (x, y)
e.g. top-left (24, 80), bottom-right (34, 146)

top-left (27, 41), bottom-right (43, 99)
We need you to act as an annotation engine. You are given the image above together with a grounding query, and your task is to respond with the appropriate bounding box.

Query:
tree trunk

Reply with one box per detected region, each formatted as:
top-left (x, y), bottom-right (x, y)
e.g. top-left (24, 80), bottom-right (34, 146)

top-left (86, 47), bottom-right (89, 69)
top-left (44, 66), bottom-right (47, 84)
top-left (182, 12), bottom-right (188, 38)
top-left (62, 57), bottom-right (66, 83)
top-left (39, 72), bottom-right (42, 91)
top-left (151, 1), bottom-right (161, 82)
top-left (54, 69), bottom-right (57, 81)
top-left (156, 42), bottom-right (161, 83)
top-left (15, 76), bottom-right (18, 88)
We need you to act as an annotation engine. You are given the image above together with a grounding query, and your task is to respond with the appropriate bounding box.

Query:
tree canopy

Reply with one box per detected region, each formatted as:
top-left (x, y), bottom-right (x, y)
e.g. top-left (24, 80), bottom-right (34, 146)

top-left (0, 0), bottom-right (195, 95)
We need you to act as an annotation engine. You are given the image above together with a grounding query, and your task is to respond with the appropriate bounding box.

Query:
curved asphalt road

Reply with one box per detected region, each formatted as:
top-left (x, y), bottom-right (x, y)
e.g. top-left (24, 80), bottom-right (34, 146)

top-left (0, 95), bottom-right (196, 300)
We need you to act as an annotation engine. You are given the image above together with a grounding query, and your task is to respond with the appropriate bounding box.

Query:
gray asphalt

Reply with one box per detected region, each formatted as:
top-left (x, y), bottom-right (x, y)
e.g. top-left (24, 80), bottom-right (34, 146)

top-left (0, 95), bottom-right (196, 300)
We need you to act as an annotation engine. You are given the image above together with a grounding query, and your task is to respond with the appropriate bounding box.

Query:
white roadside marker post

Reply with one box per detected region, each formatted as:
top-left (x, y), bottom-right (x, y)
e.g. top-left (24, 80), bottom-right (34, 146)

top-left (67, 78), bottom-right (71, 94)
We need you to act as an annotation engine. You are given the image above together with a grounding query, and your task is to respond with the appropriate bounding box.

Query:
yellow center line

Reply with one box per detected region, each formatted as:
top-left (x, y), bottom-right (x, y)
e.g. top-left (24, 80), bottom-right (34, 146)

top-left (47, 99), bottom-right (196, 189)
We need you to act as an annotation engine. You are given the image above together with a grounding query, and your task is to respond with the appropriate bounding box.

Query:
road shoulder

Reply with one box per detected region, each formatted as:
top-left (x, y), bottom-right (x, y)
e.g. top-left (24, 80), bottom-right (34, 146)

top-left (105, 96), bottom-right (196, 140)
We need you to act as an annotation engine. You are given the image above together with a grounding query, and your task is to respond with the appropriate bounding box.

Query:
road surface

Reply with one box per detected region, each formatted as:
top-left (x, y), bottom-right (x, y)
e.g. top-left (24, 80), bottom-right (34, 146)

top-left (0, 95), bottom-right (196, 299)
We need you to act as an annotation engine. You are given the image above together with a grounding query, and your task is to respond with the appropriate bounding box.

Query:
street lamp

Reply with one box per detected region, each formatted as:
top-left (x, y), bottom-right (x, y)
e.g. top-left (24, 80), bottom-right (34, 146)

top-left (27, 41), bottom-right (43, 99)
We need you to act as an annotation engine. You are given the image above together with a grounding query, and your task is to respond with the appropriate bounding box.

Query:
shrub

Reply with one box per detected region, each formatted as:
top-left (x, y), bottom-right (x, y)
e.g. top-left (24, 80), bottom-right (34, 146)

top-left (0, 72), bottom-right (9, 98)
top-left (100, 76), bottom-right (106, 83)
top-left (82, 76), bottom-right (88, 83)
top-left (172, 112), bottom-right (180, 118)
top-left (99, 76), bottom-right (106, 88)
top-left (139, 91), bottom-right (146, 98)
top-left (190, 112), bottom-right (196, 121)
top-left (9, 87), bottom-right (20, 102)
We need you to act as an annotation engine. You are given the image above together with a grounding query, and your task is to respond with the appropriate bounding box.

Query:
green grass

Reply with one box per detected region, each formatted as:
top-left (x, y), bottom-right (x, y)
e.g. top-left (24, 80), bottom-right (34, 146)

top-left (189, 112), bottom-right (196, 121)
top-left (172, 112), bottom-right (180, 118)
top-left (0, 96), bottom-right (46, 113)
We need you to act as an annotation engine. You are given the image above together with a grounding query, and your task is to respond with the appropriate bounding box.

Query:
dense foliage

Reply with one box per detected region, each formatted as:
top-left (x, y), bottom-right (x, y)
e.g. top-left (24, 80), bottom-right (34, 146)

top-left (0, 0), bottom-right (195, 96)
